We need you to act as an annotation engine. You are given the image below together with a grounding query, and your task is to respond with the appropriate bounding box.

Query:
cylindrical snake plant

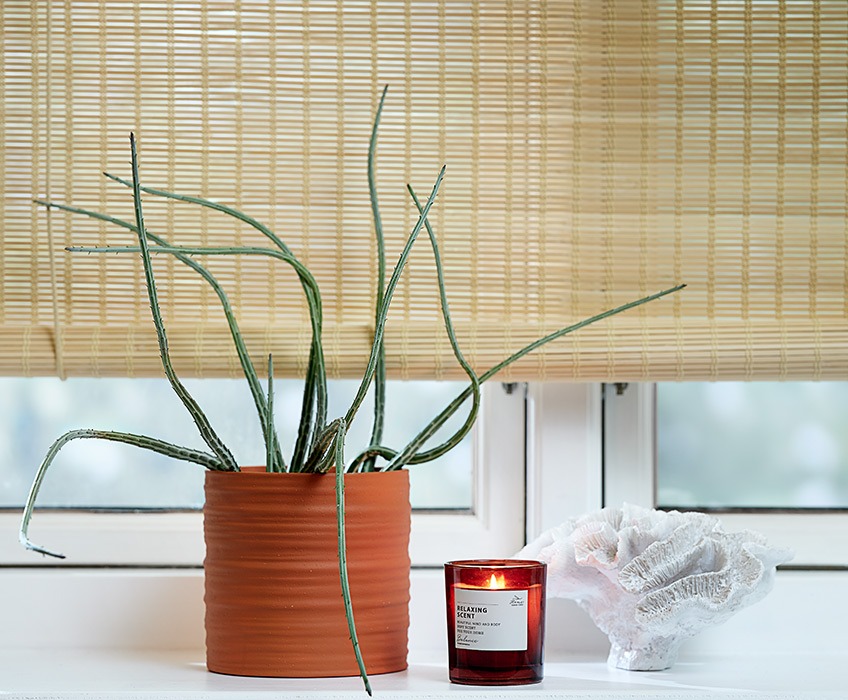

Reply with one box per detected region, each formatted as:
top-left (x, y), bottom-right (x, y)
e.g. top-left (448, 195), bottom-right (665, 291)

top-left (19, 88), bottom-right (684, 695)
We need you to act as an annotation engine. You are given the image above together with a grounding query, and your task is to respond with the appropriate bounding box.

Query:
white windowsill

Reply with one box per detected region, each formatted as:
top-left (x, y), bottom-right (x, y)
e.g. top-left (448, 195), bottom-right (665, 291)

top-left (1, 648), bottom-right (845, 699)
top-left (2, 568), bottom-right (847, 699)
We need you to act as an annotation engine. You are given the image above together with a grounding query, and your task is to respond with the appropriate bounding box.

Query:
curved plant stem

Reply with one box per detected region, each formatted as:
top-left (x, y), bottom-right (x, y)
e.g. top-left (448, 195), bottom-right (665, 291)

top-left (393, 283), bottom-right (687, 468)
top-left (347, 445), bottom-right (397, 472)
top-left (351, 283), bottom-right (686, 470)
top-left (104, 173), bottom-right (293, 253)
top-left (127, 134), bottom-right (238, 472)
top-left (19, 428), bottom-right (224, 558)
top-left (71, 245), bottom-right (324, 323)
top-left (342, 166), bottom-right (446, 431)
top-left (39, 199), bottom-right (285, 471)
top-left (103, 172), bottom-right (327, 470)
top-left (384, 185), bottom-right (481, 471)
top-left (290, 347), bottom-right (320, 472)
top-left (72, 240), bottom-right (324, 471)
top-left (266, 355), bottom-right (278, 472)
top-left (364, 85), bottom-right (389, 473)
top-left (348, 183), bottom-right (482, 472)
top-left (74, 245), bottom-right (324, 356)
top-left (332, 418), bottom-right (371, 696)
top-left (302, 418), bottom-right (343, 474)
top-left (74, 239), bottom-right (325, 473)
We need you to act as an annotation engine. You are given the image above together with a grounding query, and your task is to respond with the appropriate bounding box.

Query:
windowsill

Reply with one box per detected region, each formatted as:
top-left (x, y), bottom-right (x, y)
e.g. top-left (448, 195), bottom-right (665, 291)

top-left (2, 569), bottom-right (846, 699)
top-left (1, 648), bottom-right (845, 699)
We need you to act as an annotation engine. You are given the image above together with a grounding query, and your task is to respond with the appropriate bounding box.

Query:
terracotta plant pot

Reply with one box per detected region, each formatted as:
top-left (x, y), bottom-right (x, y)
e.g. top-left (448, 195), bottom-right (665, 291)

top-left (203, 467), bottom-right (411, 677)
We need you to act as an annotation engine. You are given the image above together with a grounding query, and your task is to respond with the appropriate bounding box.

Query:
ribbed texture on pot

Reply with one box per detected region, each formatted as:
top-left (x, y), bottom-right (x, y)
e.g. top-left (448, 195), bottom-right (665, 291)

top-left (204, 469), bottom-right (411, 678)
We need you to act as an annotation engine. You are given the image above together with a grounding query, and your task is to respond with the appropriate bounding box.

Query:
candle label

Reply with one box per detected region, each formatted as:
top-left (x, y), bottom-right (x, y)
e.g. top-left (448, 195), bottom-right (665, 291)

top-left (454, 588), bottom-right (528, 651)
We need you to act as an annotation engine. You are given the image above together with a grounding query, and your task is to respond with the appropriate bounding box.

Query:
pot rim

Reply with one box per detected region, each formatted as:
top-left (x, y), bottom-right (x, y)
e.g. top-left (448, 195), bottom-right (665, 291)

top-left (207, 466), bottom-right (408, 477)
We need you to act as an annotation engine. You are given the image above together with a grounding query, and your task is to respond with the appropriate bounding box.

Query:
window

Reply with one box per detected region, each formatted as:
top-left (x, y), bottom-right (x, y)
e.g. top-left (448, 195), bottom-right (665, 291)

top-left (657, 382), bottom-right (848, 510)
top-left (1, 380), bottom-right (846, 660)
top-left (0, 379), bottom-right (525, 567)
top-left (0, 377), bottom-right (476, 510)
top-left (9, 378), bottom-right (848, 568)
top-left (604, 383), bottom-right (848, 568)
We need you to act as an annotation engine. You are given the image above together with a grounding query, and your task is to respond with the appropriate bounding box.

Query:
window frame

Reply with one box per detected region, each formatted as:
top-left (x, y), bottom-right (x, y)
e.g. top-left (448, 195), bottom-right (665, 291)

top-left (8, 380), bottom-right (845, 568)
top-left (0, 381), bottom-right (610, 652)
top-left (0, 383), bottom-right (526, 568)
top-left (603, 382), bottom-right (848, 568)
top-left (525, 382), bottom-right (603, 540)
top-left (3, 381), bottom-right (845, 657)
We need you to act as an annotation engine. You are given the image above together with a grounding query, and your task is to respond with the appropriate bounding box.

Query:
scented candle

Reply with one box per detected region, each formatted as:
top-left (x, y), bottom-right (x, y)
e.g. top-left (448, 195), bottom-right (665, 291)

top-left (444, 559), bottom-right (546, 685)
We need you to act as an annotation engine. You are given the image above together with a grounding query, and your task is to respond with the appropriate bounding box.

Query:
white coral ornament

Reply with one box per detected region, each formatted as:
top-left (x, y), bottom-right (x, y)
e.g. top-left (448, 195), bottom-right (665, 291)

top-left (516, 504), bottom-right (793, 671)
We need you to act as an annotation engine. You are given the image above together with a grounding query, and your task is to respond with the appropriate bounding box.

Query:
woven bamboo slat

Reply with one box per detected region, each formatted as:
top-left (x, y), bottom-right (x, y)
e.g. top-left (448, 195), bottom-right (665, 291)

top-left (1, 1), bottom-right (846, 380)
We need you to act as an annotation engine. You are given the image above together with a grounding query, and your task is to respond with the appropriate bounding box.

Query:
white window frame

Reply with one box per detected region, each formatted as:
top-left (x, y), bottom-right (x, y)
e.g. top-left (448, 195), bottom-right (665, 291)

top-left (525, 382), bottom-right (603, 539)
top-left (0, 381), bottom-right (606, 653)
top-left (8, 381), bottom-right (845, 568)
top-left (603, 382), bottom-right (848, 568)
top-left (3, 381), bottom-right (846, 657)
top-left (0, 383), bottom-right (526, 568)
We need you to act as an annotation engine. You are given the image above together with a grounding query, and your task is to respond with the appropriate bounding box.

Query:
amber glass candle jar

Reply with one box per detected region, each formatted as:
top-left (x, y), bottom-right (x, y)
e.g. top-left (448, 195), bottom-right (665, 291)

top-left (444, 559), bottom-right (546, 685)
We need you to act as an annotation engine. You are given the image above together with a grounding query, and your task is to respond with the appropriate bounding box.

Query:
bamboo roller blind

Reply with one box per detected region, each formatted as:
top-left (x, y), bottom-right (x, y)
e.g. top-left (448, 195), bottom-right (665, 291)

top-left (1, 1), bottom-right (846, 380)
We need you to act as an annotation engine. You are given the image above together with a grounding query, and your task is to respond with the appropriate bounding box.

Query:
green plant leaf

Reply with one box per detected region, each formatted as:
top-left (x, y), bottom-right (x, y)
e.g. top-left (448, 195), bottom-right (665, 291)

top-left (364, 85), bottom-right (389, 472)
top-left (332, 418), bottom-right (371, 696)
top-left (266, 354), bottom-right (279, 472)
top-left (19, 428), bottom-right (224, 558)
top-left (384, 283), bottom-right (687, 468)
top-left (303, 418), bottom-right (343, 474)
top-left (39, 199), bottom-right (286, 471)
top-left (348, 183), bottom-right (482, 472)
top-left (385, 185), bottom-right (481, 471)
top-left (71, 241), bottom-right (328, 473)
top-left (127, 134), bottom-right (238, 472)
top-left (102, 172), bottom-right (327, 471)
top-left (343, 165), bottom-right (446, 430)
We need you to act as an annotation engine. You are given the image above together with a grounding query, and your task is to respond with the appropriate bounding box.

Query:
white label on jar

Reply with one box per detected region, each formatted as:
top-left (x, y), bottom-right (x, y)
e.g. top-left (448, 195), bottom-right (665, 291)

top-left (454, 588), bottom-right (528, 651)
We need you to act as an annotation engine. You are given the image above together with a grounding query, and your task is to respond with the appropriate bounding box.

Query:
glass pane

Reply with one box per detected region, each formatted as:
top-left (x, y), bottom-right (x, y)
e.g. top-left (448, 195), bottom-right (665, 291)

top-left (656, 382), bottom-right (848, 509)
top-left (0, 377), bottom-right (473, 510)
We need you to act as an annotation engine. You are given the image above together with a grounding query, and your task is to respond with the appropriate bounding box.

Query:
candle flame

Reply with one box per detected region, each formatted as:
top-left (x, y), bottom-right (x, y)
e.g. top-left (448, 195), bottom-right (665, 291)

top-left (487, 573), bottom-right (506, 589)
